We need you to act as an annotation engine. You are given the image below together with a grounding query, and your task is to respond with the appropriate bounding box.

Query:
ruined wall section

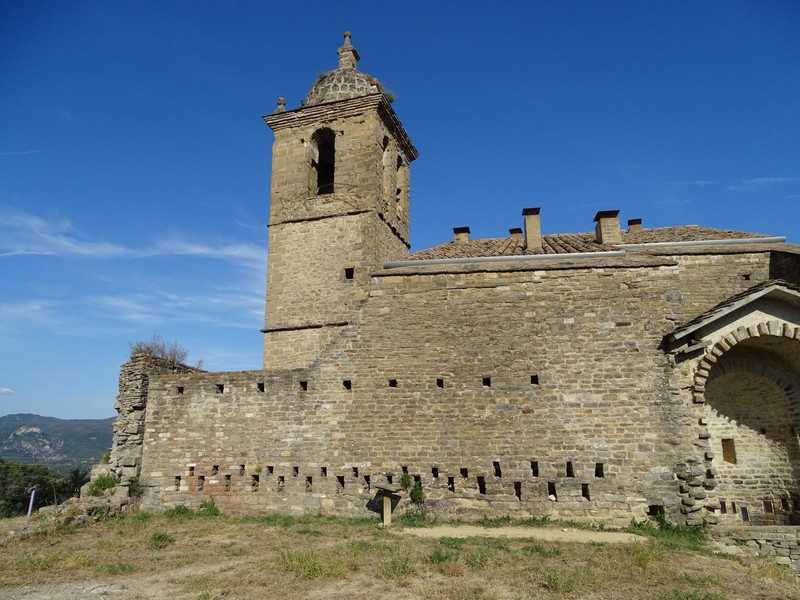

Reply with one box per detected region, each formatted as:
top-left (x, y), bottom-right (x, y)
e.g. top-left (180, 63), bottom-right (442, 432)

top-left (110, 355), bottom-right (202, 480)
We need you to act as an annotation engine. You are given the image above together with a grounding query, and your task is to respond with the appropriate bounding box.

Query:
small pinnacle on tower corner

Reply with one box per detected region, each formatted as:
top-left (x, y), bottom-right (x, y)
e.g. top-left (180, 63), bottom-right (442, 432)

top-left (274, 97), bottom-right (286, 113)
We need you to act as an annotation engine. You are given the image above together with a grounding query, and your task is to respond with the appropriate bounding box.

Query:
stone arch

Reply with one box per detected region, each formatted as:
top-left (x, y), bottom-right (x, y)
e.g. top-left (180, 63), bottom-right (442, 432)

top-left (310, 127), bottom-right (336, 195)
top-left (690, 320), bottom-right (800, 524)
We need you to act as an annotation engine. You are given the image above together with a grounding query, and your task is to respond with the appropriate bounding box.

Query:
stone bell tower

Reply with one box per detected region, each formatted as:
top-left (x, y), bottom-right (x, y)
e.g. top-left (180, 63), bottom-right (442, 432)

top-left (262, 32), bottom-right (418, 370)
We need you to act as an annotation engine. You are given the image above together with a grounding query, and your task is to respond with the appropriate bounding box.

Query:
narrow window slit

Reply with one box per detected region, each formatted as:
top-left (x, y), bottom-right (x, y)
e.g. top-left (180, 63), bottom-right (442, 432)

top-left (292, 466), bottom-right (299, 477)
top-left (306, 476), bottom-right (313, 492)
top-left (781, 497), bottom-right (790, 512)
top-left (741, 506), bottom-right (750, 522)
top-left (216, 384), bottom-right (224, 394)
top-left (581, 483), bottom-right (590, 500)
top-left (493, 461), bottom-right (502, 478)
top-left (401, 466), bottom-right (409, 474)
top-left (413, 475), bottom-right (421, 484)
top-left (197, 475), bottom-right (205, 491)
top-left (388, 379), bottom-right (398, 388)
top-left (344, 267), bottom-right (354, 280)
top-left (299, 380), bottom-right (308, 391)
top-left (336, 475), bottom-right (345, 493)
top-left (595, 463), bottom-right (604, 478)
top-left (530, 374), bottom-right (539, 385)
top-left (364, 475), bottom-right (371, 491)
top-left (721, 438), bottom-right (737, 464)
top-left (447, 476), bottom-right (455, 493)
top-left (277, 476), bottom-right (285, 492)
top-left (188, 466), bottom-right (195, 477)
top-left (251, 474), bottom-right (259, 491)
top-left (211, 465), bottom-right (218, 476)
top-left (720, 500), bottom-right (727, 514)
top-left (477, 476), bottom-right (487, 494)
top-left (436, 378), bottom-right (444, 388)
top-left (387, 474), bottom-right (393, 484)
top-left (174, 476), bottom-right (181, 491)
top-left (320, 466), bottom-right (327, 476)
top-left (239, 465), bottom-right (245, 476)
top-left (431, 467), bottom-right (439, 478)
top-left (530, 461), bottom-right (539, 477)
top-left (352, 466), bottom-right (359, 478)
top-left (763, 500), bottom-right (774, 514)
top-left (460, 467), bottom-right (468, 478)
top-left (514, 481), bottom-right (522, 500)
top-left (731, 501), bottom-right (737, 514)
top-left (482, 377), bottom-right (491, 387)
top-left (224, 474), bottom-right (231, 492)
top-left (176, 386), bottom-right (184, 394)
top-left (547, 481), bottom-right (557, 500)
top-left (256, 382), bottom-right (265, 392)
top-left (266, 465), bottom-right (274, 475)
top-left (566, 461), bottom-right (575, 478)
top-left (342, 379), bottom-right (352, 390)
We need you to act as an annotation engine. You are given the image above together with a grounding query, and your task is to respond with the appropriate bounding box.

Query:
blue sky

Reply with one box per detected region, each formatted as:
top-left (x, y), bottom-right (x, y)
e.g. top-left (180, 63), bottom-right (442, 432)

top-left (2, 1), bottom-right (799, 419)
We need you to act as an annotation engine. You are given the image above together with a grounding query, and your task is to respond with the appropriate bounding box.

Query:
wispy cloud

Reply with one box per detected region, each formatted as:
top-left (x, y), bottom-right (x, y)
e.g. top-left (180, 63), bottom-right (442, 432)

top-left (0, 209), bottom-right (264, 269)
top-left (0, 150), bottom-right (39, 156)
top-left (726, 177), bottom-right (800, 192)
top-left (0, 388), bottom-right (13, 395)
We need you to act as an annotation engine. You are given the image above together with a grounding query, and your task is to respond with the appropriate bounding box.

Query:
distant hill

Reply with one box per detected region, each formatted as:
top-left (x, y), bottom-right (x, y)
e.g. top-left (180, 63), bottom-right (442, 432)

top-left (0, 413), bottom-right (114, 473)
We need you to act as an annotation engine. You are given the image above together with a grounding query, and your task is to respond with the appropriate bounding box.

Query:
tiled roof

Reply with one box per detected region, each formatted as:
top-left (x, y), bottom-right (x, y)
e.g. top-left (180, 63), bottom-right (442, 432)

top-left (408, 226), bottom-right (771, 260)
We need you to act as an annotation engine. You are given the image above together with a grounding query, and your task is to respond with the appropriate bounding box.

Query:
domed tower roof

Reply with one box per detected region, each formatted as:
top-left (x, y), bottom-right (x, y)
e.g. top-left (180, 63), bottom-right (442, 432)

top-left (304, 32), bottom-right (386, 106)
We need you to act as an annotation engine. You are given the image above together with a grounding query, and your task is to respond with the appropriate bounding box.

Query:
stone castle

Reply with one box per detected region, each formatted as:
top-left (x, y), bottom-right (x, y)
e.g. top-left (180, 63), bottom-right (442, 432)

top-left (104, 33), bottom-right (800, 528)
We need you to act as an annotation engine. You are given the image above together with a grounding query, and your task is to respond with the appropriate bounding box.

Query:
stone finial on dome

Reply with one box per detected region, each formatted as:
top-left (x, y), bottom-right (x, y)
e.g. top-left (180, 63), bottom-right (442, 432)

top-left (337, 31), bottom-right (360, 70)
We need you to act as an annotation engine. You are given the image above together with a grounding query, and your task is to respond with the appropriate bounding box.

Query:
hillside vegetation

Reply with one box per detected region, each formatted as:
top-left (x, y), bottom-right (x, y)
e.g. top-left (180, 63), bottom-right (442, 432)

top-left (0, 413), bottom-right (113, 472)
top-left (0, 458), bottom-right (87, 517)
top-left (1, 508), bottom-right (797, 600)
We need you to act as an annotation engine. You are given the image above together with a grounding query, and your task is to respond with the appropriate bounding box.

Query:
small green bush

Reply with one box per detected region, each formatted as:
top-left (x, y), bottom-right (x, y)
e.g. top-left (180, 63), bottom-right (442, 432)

top-left (399, 472), bottom-right (412, 491)
top-left (87, 474), bottom-right (118, 497)
top-left (127, 478), bottom-right (143, 498)
top-left (165, 505), bottom-right (194, 519)
top-left (197, 498), bottom-right (221, 517)
top-left (148, 531), bottom-right (175, 549)
top-left (396, 505), bottom-right (433, 528)
top-left (380, 552), bottom-right (415, 578)
top-left (101, 451), bottom-right (111, 464)
top-left (409, 481), bottom-right (424, 505)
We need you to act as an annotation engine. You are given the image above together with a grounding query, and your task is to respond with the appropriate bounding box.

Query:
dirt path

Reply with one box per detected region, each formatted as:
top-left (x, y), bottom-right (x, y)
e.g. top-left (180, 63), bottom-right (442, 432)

top-left (402, 524), bottom-right (644, 544)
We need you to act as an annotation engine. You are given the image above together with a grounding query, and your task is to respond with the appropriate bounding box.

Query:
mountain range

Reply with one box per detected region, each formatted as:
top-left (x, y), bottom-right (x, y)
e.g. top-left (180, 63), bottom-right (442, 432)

top-left (0, 413), bottom-right (114, 473)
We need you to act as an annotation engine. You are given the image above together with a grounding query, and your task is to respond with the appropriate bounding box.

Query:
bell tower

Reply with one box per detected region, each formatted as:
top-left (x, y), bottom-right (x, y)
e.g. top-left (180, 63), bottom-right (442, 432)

top-left (262, 32), bottom-right (418, 370)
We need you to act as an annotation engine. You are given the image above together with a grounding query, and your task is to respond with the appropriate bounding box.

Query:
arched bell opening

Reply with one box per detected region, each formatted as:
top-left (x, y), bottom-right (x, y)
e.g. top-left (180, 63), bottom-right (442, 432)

top-left (704, 335), bottom-right (800, 524)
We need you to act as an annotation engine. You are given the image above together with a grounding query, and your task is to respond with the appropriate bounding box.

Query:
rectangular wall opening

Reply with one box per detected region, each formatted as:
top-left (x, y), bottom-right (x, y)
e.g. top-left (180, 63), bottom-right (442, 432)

top-left (299, 380), bottom-right (308, 391)
top-left (387, 474), bottom-right (393, 484)
top-left (174, 476), bottom-right (181, 491)
top-left (188, 466), bottom-right (195, 477)
top-left (267, 465), bottom-right (274, 475)
top-left (216, 384), bottom-right (224, 394)
top-left (581, 483), bottom-right (590, 500)
top-left (211, 465), bottom-right (218, 476)
top-left (413, 475), bottom-right (421, 484)
top-left (741, 506), bottom-right (750, 522)
top-left (239, 465), bottom-right (245, 476)
top-left (257, 382), bottom-right (265, 392)
top-left (720, 500), bottom-right (727, 514)
top-left (197, 476), bottom-right (205, 491)
top-left (530, 375), bottom-right (539, 385)
top-left (594, 463), bottom-right (604, 478)
top-left (364, 475), bottom-right (371, 490)
top-left (344, 267), bottom-right (355, 280)
top-left (277, 476), bottom-right (285, 492)
top-left (731, 501), bottom-right (737, 514)
top-left (431, 467), bottom-right (439, 478)
top-left (436, 378), bottom-right (444, 388)
top-left (401, 465), bottom-right (409, 474)
top-left (763, 500), bottom-right (774, 514)
top-left (460, 467), bottom-right (468, 478)
top-left (352, 466), bottom-right (359, 478)
top-left (781, 497), bottom-right (790, 512)
top-left (482, 377), bottom-right (491, 387)
top-left (388, 379), bottom-right (398, 388)
top-left (721, 438), bottom-right (737, 464)
top-left (292, 466), bottom-right (299, 477)
top-left (477, 476), bottom-right (487, 494)
top-left (224, 474), bottom-right (231, 492)
top-left (320, 466), bottom-right (327, 476)
top-left (306, 476), bottom-right (313, 492)
top-left (493, 461), bottom-right (502, 478)
top-left (251, 474), bottom-right (259, 491)
top-left (514, 481), bottom-right (522, 500)
top-left (336, 475), bottom-right (345, 493)
top-left (176, 386), bottom-right (184, 394)
top-left (530, 461), bottom-right (539, 477)
top-left (342, 380), bottom-right (352, 390)
top-left (447, 476), bottom-right (455, 493)
top-left (547, 481), bottom-right (557, 500)
top-left (566, 461), bottom-right (575, 477)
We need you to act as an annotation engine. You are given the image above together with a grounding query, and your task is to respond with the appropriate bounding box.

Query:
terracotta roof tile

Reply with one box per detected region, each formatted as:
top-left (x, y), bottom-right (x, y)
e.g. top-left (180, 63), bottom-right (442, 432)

top-left (408, 226), bottom-right (771, 260)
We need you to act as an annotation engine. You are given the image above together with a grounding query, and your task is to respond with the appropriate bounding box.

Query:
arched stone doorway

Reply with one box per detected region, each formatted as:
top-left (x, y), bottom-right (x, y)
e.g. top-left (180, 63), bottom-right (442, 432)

top-left (697, 325), bottom-right (800, 524)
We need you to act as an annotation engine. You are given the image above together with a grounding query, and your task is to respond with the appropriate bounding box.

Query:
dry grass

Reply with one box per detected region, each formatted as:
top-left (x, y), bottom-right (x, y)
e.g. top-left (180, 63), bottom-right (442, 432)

top-left (0, 510), bottom-right (798, 600)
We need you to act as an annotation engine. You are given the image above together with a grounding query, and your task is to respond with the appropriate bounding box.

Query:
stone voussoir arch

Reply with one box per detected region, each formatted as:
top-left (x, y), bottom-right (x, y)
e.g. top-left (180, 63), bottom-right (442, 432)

top-left (691, 320), bottom-right (800, 405)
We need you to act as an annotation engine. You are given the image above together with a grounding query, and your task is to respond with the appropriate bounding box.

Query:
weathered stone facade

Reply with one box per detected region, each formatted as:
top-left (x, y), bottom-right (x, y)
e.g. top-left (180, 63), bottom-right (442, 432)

top-left (103, 33), bottom-right (800, 529)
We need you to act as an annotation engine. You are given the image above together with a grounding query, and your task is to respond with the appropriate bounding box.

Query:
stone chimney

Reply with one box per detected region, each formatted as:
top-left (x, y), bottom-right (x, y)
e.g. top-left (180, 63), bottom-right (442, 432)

top-left (594, 210), bottom-right (622, 244)
top-left (509, 227), bottom-right (523, 241)
top-left (627, 218), bottom-right (642, 232)
top-left (453, 227), bottom-right (470, 242)
top-left (522, 207), bottom-right (542, 251)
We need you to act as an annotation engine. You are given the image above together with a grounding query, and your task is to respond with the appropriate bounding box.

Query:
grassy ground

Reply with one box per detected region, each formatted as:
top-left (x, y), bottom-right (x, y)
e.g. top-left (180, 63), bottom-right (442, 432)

top-left (0, 507), bottom-right (797, 600)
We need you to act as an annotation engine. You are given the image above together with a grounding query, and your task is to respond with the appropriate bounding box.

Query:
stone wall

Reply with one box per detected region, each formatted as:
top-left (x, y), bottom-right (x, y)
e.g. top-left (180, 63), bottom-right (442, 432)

top-left (710, 526), bottom-right (800, 570)
top-left (132, 249), bottom-right (790, 525)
